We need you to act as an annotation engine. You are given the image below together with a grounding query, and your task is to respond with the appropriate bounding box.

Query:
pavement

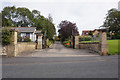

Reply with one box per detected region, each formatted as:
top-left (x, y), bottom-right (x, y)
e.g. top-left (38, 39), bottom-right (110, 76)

top-left (2, 42), bottom-right (119, 78)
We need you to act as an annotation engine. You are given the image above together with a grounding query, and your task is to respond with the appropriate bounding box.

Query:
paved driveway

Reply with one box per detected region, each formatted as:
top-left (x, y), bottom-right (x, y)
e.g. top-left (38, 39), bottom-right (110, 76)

top-left (2, 42), bottom-right (119, 78)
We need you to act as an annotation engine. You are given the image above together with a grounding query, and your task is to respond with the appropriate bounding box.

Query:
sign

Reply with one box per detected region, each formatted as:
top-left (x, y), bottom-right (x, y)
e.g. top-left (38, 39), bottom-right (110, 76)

top-left (38, 39), bottom-right (42, 41)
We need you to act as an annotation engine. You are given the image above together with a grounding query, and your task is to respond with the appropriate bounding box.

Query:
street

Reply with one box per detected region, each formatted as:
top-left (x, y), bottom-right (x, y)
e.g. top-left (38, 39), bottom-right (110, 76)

top-left (2, 42), bottom-right (118, 78)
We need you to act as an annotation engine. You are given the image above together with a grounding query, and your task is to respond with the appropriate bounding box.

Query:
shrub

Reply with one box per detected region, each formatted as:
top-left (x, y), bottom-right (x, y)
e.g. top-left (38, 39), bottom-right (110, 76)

top-left (79, 36), bottom-right (91, 41)
top-left (2, 29), bottom-right (12, 46)
top-left (46, 40), bottom-right (52, 48)
top-left (63, 41), bottom-right (70, 45)
top-left (24, 37), bottom-right (31, 42)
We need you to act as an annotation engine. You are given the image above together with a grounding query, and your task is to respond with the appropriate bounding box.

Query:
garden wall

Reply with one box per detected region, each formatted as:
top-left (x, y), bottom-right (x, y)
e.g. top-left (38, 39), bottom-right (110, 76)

top-left (1, 42), bottom-right (36, 56)
top-left (79, 42), bottom-right (100, 53)
top-left (16, 42), bottom-right (36, 55)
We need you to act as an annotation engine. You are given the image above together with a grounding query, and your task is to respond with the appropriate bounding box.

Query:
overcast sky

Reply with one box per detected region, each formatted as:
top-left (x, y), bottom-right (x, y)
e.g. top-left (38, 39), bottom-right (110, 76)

top-left (0, 0), bottom-right (120, 35)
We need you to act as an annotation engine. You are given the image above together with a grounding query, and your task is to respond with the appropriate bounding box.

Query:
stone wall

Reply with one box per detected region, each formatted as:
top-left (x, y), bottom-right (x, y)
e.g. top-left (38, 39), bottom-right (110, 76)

top-left (16, 42), bottom-right (36, 55)
top-left (79, 42), bottom-right (100, 53)
top-left (1, 42), bottom-right (36, 56)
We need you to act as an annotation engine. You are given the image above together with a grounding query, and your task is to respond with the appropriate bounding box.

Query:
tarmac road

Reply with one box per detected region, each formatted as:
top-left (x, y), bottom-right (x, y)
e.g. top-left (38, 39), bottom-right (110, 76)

top-left (2, 42), bottom-right (119, 78)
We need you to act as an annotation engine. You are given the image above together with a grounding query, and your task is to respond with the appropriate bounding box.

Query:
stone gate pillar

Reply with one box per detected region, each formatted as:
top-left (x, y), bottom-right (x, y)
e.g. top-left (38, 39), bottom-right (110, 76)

top-left (7, 29), bottom-right (18, 57)
top-left (75, 36), bottom-right (79, 49)
top-left (99, 29), bottom-right (108, 56)
top-left (37, 34), bottom-right (43, 49)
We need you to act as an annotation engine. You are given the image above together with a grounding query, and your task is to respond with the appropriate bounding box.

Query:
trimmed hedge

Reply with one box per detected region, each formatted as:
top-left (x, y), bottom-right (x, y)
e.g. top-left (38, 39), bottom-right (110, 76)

top-left (79, 36), bottom-right (91, 41)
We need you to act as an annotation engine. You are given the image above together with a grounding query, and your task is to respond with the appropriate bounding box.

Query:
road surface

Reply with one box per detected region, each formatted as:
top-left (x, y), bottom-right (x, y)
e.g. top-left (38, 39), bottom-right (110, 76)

top-left (2, 42), bottom-right (118, 78)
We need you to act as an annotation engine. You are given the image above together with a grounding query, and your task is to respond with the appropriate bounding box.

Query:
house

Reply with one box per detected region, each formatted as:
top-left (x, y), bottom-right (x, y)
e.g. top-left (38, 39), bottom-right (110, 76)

top-left (11, 27), bottom-right (37, 42)
top-left (82, 29), bottom-right (99, 37)
top-left (81, 30), bottom-right (92, 36)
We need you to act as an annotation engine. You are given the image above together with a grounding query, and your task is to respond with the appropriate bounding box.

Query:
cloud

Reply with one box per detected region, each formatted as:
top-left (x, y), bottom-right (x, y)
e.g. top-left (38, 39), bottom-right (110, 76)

top-left (1, 0), bottom-right (120, 35)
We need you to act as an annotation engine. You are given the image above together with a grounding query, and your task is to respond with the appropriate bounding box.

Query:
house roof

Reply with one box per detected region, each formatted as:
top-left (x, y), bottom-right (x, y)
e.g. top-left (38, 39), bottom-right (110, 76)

top-left (10, 27), bottom-right (36, 33)
top-left (82, 29), bottom-right (99, 36)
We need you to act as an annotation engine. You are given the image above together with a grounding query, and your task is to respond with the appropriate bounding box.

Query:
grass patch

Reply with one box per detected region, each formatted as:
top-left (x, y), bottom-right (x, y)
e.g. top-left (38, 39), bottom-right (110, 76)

top-left (80, 40), bottom-right (99, 43)
top-left (107, 39), bottom-right (119, 55)
top-left (80, 39), bottom-right (119, 55)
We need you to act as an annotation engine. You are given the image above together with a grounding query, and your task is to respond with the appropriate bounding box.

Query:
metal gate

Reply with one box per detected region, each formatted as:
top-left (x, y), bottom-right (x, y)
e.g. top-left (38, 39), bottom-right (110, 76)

top-left (72, 36), bottom-right (75, 49)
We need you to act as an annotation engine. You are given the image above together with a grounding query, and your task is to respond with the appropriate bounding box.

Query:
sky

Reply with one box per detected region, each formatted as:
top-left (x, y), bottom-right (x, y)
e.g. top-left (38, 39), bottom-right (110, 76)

top-left (0, 0), bottom-right (120, 35)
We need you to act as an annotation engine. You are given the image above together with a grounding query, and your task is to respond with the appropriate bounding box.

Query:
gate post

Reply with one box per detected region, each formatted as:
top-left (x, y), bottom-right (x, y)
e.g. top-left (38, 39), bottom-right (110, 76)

top-left (37, 34), bottom-right (43, 49)
top-left (99, 29), bottom-right (108, 56)
top-left (7, 29), bottom-right (18, 57)
top-left (75, 36), bottom-right (79, 49)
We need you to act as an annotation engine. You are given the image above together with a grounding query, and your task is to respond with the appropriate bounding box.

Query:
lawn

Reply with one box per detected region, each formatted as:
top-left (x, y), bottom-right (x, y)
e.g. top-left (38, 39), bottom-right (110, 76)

top-left (80, 39), bottom-right (119, 55)
top-left (107, 39), bottom-right (119, 55)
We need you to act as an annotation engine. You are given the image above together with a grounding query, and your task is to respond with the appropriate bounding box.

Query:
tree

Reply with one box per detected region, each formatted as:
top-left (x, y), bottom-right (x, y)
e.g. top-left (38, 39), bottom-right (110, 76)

top-left (103, 8), bottom-right (120, 39)
top-left (58, 20), bottom-right (79, 41)
top-left (2, 6), bottom-right (56, 40)
top-left (2, 29), bottom-right (12, 46)
top-left (89, 31), bottom-right (93, 36)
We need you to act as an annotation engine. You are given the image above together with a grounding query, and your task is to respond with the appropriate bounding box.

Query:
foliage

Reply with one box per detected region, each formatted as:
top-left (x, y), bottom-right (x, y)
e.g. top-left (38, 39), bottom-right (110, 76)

top-left (55, 36), bottom-right (60, 41)
top-left (2, 6), bottom-right (56, 40)
top-left (24, 37), bottom-right (31, 42)
top-left (103, 8), bottom-right (120, 39)
top-left (17, 32), bottom-right (22, 42)
top-left (79, 36), bottom-right (91, 41)
top-left (46, 40), bottom-right (52, 48)
top-left (63, 40), bottom-right (73, 48)
top-left (89, 31), bottom-right (93, 36)
top-left (58, 20), bottom-right (79, 42)
top-left (2, 29), bottom-right (12, 45)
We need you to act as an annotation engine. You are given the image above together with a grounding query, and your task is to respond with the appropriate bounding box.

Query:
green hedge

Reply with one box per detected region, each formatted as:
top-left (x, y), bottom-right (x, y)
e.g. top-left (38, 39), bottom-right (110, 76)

top-left (2, 29), bottom-right (12, 46)
top-left (79, 37), bottom-right (91, 41)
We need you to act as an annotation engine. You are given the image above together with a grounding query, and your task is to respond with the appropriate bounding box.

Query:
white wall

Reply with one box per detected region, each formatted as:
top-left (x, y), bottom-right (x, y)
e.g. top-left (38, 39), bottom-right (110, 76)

top-left (21, 33), bottom-right (26, 37)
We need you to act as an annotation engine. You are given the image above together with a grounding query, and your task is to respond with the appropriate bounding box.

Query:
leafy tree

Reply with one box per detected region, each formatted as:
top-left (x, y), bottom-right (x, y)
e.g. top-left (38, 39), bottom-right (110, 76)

top-left (89, 31), bottom-right (93, 36)
top-left (2, 6), bottom-right (56, 40)
top-left (2, 6), bottom-right (16, 27)
top-left (2, 29), bottom-right (12, 46)
top-left (103, 8), bottom-right (120, 39)
top-left (58, 20), bottom-right (79, 41)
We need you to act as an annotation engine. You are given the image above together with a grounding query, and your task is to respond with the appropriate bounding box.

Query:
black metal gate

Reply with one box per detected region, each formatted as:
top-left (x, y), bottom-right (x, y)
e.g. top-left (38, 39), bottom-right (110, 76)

top-left (73, 36), bottom-right (75, 49)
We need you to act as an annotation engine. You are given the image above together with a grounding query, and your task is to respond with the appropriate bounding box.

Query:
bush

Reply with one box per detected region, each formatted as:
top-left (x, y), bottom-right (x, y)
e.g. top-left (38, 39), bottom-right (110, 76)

top-left (2, 29), bottom-right (12, 46)
top-left (63, 40), bottom-right (73, 48)
top-left (63, 41), bottom-right (70, 45)
top-left (79, 36), bottom-right (91, 41)
top-left (24, 37), bottom-right (31, 42)
top-left (46, 40), bottom-right (52, 48)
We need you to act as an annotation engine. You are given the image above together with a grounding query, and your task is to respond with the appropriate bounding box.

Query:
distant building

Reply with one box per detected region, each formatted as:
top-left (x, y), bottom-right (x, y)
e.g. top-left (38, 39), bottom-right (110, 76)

top-left (82, 30), bottom-right (91, 36)
top-left (81, 29), bottom-right (99, 37)
top-left (118, 1), bottom-right (120, 11)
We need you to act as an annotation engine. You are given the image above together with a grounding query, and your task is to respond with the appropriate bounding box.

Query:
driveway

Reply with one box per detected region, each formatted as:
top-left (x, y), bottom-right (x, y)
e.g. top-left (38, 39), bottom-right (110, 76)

top-left (17, 41), bottom-right (99, 57)
top-left (2, 42), bottom-right (119, 78)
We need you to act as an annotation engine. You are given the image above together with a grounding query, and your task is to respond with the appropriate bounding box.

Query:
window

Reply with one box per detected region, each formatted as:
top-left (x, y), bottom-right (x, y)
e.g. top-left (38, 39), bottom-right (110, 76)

top-left (26, 33), bottom-right (30, 38)
top-left (86, 32), bottom-right (88, 35)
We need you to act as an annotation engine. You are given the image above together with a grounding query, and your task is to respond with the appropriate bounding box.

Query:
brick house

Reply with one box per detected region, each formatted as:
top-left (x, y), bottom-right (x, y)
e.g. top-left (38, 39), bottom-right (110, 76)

top-left (82, 29), bottom-right (99, 37)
